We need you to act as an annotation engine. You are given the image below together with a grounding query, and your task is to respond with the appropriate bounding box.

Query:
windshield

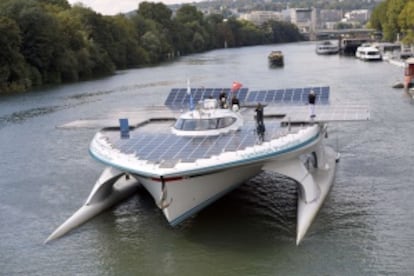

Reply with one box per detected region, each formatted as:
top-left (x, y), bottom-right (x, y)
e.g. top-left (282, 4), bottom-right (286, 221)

top-left (174, 117), bottom-right (236, 131)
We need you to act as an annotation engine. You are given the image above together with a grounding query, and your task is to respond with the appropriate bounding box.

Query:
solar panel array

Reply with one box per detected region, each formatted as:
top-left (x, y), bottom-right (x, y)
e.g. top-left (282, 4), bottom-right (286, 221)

top-left (107, 120), bottom-right (282, 168)
top-left (164, 86), bottom-right (329, 109)
top-left (265, 104), bottom-right (370, 123)
top-left (164, 87), bottom-right (248, 109)
top-left (246, 86), bottom-right (329, 105)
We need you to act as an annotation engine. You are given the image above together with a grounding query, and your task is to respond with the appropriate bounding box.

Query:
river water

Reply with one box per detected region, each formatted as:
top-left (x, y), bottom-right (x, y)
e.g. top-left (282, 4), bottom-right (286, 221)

top-left (1, 42), bottom-right (413, 275)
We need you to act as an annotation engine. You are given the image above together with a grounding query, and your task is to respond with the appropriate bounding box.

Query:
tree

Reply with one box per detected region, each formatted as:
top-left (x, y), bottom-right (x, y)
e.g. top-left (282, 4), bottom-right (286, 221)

top-left (224, 17), bottom-right (243, 47)
top-left (398, 1), bottom-right (414, 44)
top-left (0, 16), bottom-right (29, 92)
top-left (175, 5), bottom-right (203, 25)
top-left (369, 0), bottom-right (387, 31)
top-left (141, 31), bottom-right (162, 62)
top-left (205, 13), bottom-right (225, 48)
top-left (137, 2), bottom-right (175, 62)
top-left (383, 0), bottom-right (407, 41)
top-left (37, 0), bottom-right (70, 9)
top-left (137, 2), bottom-right (172, 27)
top-left (239, 20), bottom-right (264, 46)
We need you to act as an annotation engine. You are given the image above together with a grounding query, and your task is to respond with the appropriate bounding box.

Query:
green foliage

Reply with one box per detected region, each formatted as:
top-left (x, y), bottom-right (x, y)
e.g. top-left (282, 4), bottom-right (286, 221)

top-left (398, 1), bottom-right (414, 44)
top-left (0, 0), bottom-right (304, 93)
top-left (369, 1), bottom-right (387, 31)
top-left (137, 2), bottom-right (172, 27)
top-left (262, 20), bottom-right (304, 43)
top-left (0, 16), bottom-right (30, 93)
top-left (175, 5), bottom-right (203, 24)
top-left (370, 0), bottom-right (414, 43)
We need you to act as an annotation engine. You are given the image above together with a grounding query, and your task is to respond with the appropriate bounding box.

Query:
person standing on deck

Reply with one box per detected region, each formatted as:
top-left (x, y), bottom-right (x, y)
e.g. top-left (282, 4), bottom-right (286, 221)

top-left (255, 103), bottom-right (265, 141)
top-left (231, 95), bottom-right (240, 111)
top-left (219, 90), bottom-right (227, 109)
top-left (308, 90), bottom-right (316, 118)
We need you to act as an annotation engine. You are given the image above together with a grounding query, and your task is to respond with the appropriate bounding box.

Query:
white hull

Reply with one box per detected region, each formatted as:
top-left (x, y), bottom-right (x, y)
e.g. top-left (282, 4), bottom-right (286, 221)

top-left (357, 55), bottom-right (382, 61)
top-left (45, 167), bottom-right (140, 243)
top-left (135, 125), bottom-right (326, 229)
top-left (316, 42), bottom-right (339, 55)
top-left (136, 163), bottom-right (263, 225)
top-left (296, 146), bottom-right (337, 244)
top-left (356, 46), bottom-right (382, 61)
top-left (316, 48), bottom-right (339, 55)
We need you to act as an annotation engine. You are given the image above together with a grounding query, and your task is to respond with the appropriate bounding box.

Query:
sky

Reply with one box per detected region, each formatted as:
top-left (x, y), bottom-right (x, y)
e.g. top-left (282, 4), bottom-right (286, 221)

top-left (67, 0), bottom-right (201, 15)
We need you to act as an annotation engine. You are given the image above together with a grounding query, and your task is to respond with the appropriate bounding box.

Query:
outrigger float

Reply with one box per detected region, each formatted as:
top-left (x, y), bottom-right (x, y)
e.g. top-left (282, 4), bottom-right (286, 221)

top-left (46, 85), bottom-right (369, 245)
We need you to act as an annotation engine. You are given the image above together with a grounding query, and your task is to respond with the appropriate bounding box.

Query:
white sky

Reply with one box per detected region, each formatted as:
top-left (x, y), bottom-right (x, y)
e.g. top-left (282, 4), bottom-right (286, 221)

top-left (67, 0), bottom-right (201, 15)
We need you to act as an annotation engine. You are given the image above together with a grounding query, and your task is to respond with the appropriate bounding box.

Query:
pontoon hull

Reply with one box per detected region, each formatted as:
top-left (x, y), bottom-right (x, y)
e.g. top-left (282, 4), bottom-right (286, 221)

top-left (135, 163), bottom-right (264, 226)
top-left (131, 125), bottom-right (323, 227)
top-left (45, 167), bottom-right (139, 243)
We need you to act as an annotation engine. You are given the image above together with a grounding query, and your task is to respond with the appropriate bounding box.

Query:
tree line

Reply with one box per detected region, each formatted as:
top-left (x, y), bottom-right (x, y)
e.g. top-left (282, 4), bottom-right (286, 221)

top-left (370, 0), bottom-right (414, 44)
top-left (0, 0), bottom-right (303, 94)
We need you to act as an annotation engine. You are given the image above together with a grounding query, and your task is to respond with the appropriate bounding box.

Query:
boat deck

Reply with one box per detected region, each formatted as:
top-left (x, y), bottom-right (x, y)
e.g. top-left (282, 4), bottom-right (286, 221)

top-left (101, 117), bottom-right (291, 168)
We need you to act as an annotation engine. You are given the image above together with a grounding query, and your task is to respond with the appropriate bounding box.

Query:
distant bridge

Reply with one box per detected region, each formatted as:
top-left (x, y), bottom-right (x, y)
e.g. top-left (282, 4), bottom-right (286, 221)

top-left (303, 28), bottom-right (378, 41)
top-left (302, 28), bottom-right (380, 55)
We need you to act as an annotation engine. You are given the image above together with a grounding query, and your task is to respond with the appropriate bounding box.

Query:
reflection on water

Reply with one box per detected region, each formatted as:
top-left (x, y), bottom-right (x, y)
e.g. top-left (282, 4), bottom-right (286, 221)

top-left (1, 42), bottom-right (414, 275)
top-left (0, 106), bottom-right (59, 126)
top-left (184, 56), bottom-right (226, 65)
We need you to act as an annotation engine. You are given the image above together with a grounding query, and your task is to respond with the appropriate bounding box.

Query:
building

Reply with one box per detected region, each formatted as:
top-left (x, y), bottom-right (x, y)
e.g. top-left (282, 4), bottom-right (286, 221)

top-left (344, 9), bottom-right (370, 24)
top-left (239, 11), bottom-right (283, 26)
top-left (290, 8), bottom-right (317, 33)
top-left (319, 9), bottom-right (343, 29)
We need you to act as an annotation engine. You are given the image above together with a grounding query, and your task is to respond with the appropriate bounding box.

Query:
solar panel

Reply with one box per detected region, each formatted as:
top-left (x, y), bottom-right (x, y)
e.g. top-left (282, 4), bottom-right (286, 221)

top-left (165, 88), bottom-right (179, 106)
top-left (109, 120), bottom-right (282, 166)
top-left (275, 90), bottom-right (283, 101)
top-left (265, 104), bottom-right (369, 123)
top-left (283, 89), bottom-right (293, 102)
top-left (265, 90), bottom-right (274, 102)
top-left (237, 88), bottom-right (248, 102)
top-left (165, 86), bottom-right (330, 108)
top-left (246, 91), bottom-right (257, 102)
top-left (244, 86), bottom-right (330, 105)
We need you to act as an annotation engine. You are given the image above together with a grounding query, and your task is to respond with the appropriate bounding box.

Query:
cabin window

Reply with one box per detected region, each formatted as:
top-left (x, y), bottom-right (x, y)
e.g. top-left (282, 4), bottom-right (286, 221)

top-left (174, 117), bottom-right (236, 131)
top-left (218, 117), bottom-right (236, 128)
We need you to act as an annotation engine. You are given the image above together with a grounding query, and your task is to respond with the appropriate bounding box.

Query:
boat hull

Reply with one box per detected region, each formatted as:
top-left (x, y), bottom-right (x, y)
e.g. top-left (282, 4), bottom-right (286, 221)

top-left (356, 46), bottom-right (382, 61)
top-left (133, 126), bottom-right (324, 226)
top-left (134, 162), bottom-right (264, 225)
top-left (296, 146), bottom-right (337, 244)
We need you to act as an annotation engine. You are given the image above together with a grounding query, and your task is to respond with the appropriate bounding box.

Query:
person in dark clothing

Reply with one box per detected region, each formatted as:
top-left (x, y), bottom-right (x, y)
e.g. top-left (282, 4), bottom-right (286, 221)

top-left (255, 103), bottom-right (265, 142)
top-left (231, 95), bottom-right (240, 111)
top-left (219, 91), bottom-right (227, 108)
top-left (308, 90), bottom-right (316, 118)
top-left (255, 103), bottom-right (264, 124)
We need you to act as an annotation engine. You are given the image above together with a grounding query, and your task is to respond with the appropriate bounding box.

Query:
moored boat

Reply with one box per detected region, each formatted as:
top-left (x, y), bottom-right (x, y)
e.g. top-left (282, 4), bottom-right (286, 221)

top-left (268, 51), bottom-right (284, 67)
top-left (355, 43), bottom-right (382, 61)
top-left (315, 41), bottom-right (339, 55)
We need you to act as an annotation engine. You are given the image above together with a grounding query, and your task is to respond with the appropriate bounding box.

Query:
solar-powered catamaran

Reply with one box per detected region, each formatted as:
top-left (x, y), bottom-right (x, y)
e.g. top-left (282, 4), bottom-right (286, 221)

top-left (46, 85), bottom-right (369, 244)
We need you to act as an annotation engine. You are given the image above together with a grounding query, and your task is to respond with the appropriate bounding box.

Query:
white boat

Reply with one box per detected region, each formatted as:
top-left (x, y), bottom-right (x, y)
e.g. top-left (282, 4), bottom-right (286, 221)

top-left (46, 86), bottom-right (369, 245)
top-left (356, 44), bottom-right (382, 61)
top-left (315, 41), bottom-right (339, 55)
